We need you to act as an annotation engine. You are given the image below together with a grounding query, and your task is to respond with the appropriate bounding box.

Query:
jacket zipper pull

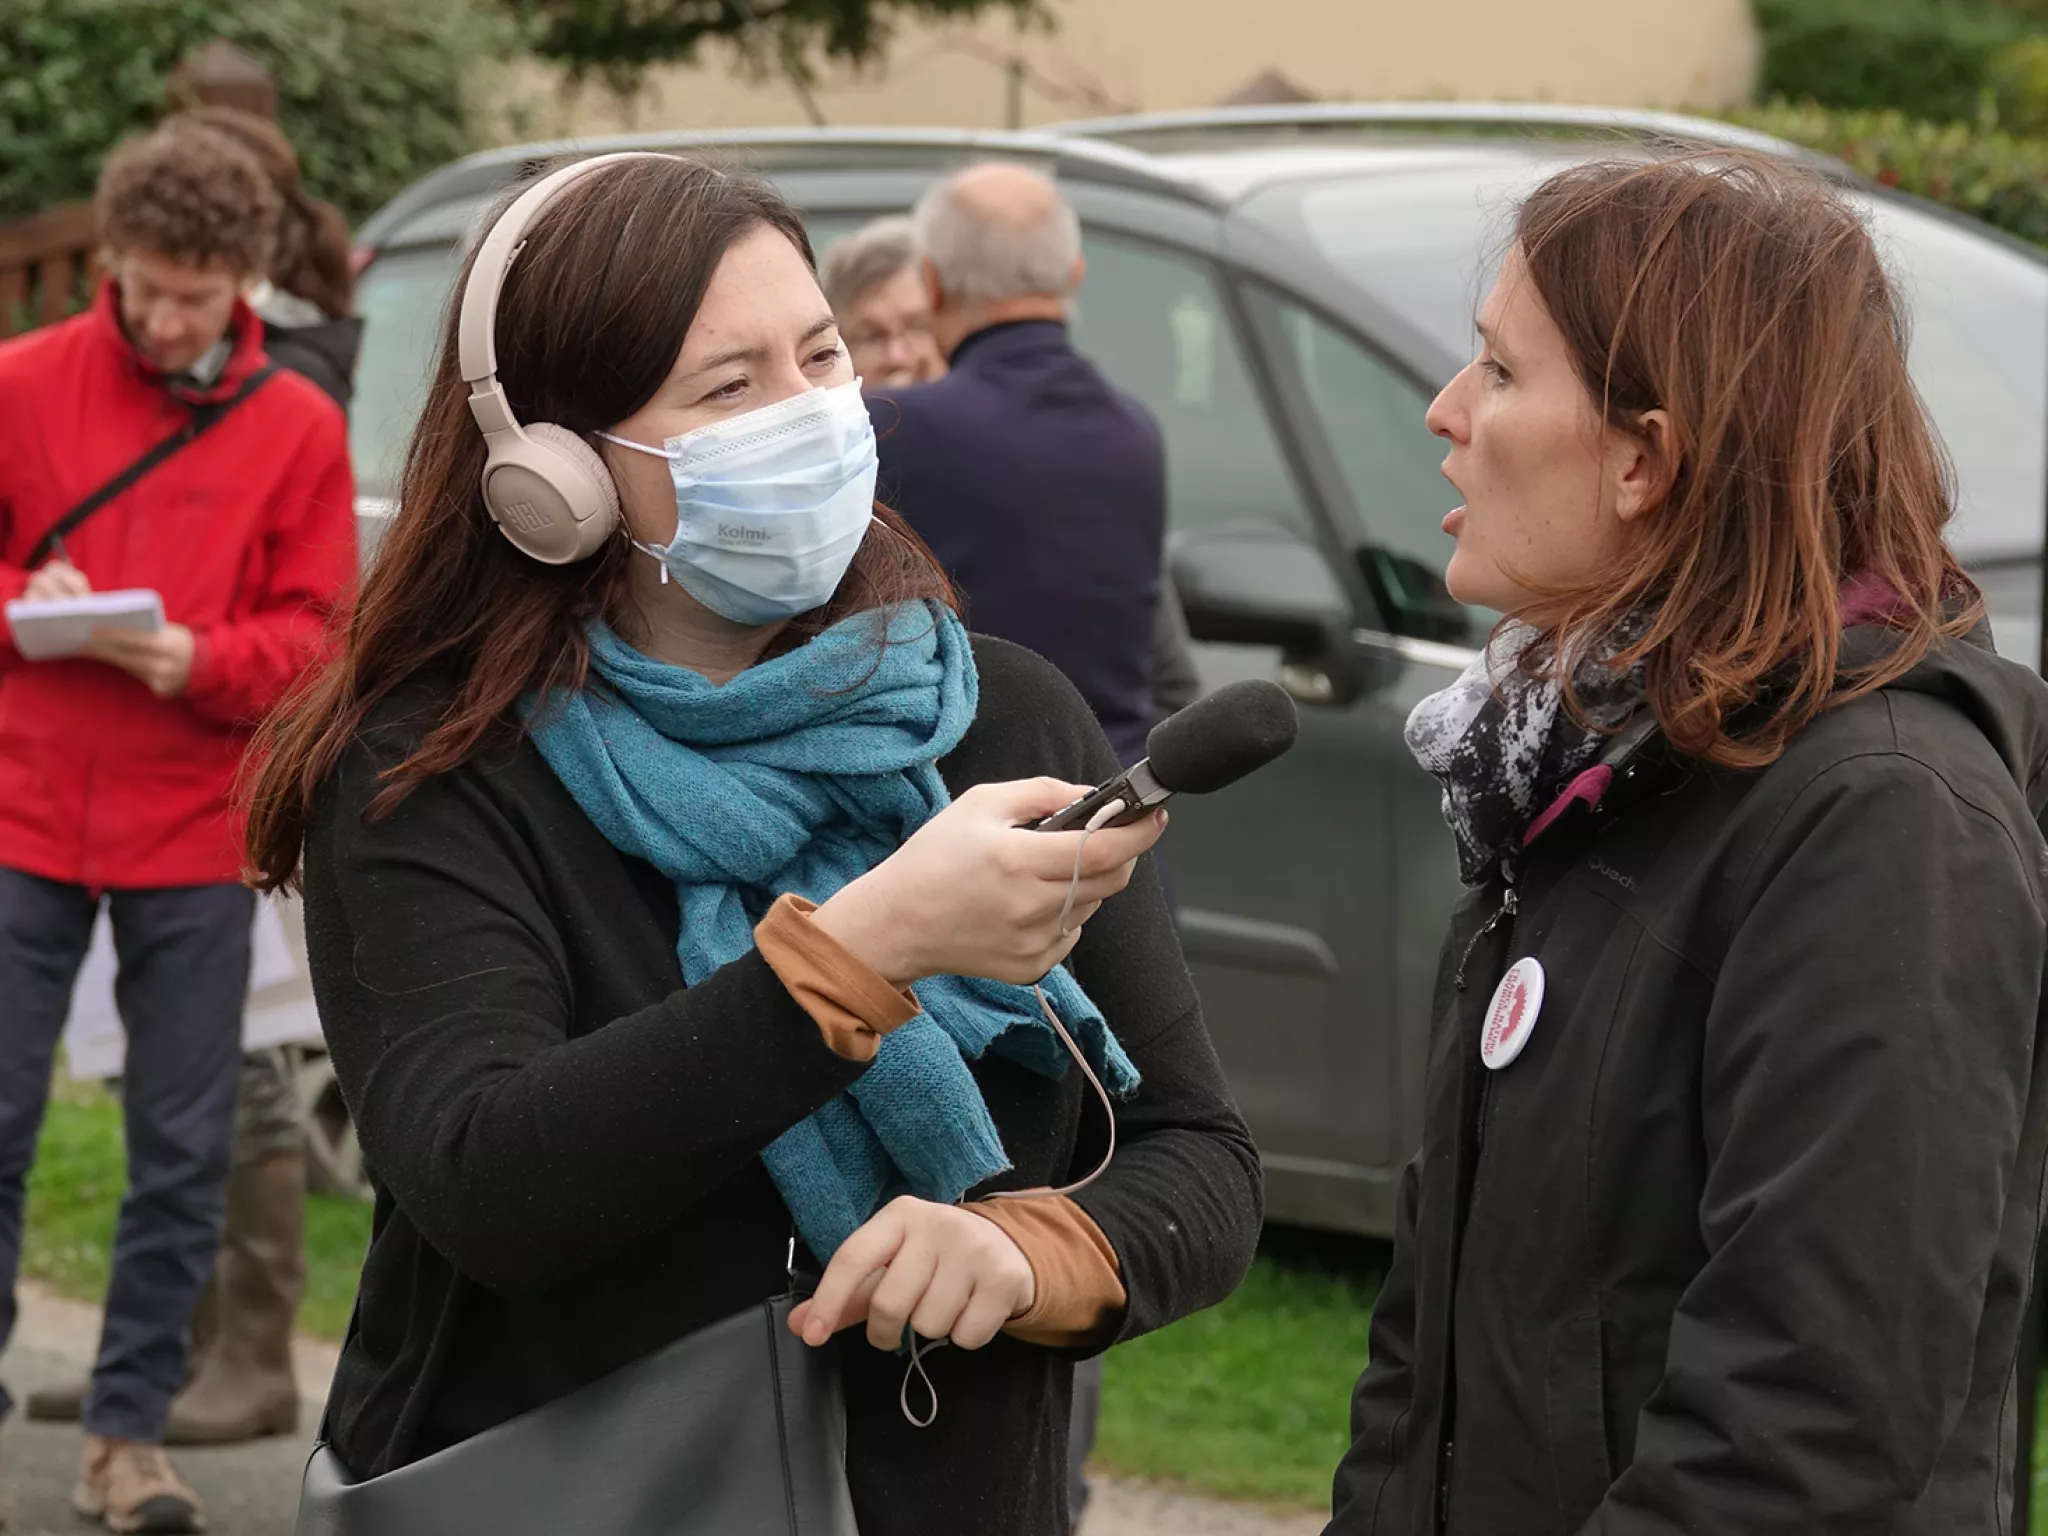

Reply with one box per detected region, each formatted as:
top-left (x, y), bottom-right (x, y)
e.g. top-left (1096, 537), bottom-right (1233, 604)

top-left (1452, 885), bottom-right (1518, 992)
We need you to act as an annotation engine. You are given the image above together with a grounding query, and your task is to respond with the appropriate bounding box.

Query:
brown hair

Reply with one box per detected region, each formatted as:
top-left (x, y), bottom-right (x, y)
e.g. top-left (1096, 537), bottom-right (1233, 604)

top-left (95, 119), bottom-right (280, 277)
top-left (170, 107), bottom-right (356, 318)
top-left (245, 156), bottom-right (955, 890)
top-left (1513, 152), bottom-right (1980, 769)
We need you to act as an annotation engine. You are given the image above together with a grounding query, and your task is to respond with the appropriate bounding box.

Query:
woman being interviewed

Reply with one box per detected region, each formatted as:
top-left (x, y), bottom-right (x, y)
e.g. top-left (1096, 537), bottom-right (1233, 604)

top-left (246, 153), bottom-right (1260, 1535)
top-left (1328, 154), bottom-right (2048, 1534)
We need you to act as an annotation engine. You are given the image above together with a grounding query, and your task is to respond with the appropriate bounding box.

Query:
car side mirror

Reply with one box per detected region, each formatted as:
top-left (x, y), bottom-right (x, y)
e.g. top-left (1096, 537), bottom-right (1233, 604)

top-left (1173, 522), bottom-right (1348, 648)
top-left (1356, 545), bottom-right (1472, 645)
top-left (1172, 522), bottom-right (1366, 704)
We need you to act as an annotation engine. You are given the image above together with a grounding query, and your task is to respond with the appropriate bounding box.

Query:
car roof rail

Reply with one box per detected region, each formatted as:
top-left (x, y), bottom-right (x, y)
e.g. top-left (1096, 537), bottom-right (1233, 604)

top-left (1048, 99), bottom-right (2048, 264)
top-left (355, 126), bottom-right (1218, 249)
top-left (1049, 101), bottom-right (1840, 172)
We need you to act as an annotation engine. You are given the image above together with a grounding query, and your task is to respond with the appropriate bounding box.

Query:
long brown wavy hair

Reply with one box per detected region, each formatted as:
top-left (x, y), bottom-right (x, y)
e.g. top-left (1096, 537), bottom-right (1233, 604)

top-left (245, 156), bottom-right (954, 891)
top-left (169, 107), bottom-right (356, 319)
top-left (1513, 152), bottom-right (1981, 768)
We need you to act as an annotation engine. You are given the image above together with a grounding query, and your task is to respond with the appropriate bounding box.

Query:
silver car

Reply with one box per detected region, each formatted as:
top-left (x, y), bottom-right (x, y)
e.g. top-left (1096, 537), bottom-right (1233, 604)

top-left (339, 103), bottom-right (2048, 1239)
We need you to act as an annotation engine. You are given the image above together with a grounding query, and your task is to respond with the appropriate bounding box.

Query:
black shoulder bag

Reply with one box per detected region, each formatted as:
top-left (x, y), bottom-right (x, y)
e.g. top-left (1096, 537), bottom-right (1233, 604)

top-left (294, 1283), bottom-right (857, 1535)
top-left (25, 364), bottom-right (279, 568)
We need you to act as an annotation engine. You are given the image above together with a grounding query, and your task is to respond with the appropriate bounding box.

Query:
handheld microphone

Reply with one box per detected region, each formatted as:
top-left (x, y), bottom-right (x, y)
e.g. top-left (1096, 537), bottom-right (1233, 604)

top-left (1031, 679), bottom-right (1301, 832)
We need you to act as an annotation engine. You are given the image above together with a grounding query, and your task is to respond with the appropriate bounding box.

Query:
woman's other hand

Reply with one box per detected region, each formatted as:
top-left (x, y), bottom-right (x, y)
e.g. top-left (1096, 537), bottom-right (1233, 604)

top-left (789, 1196), bottom-right (1035, 1351)
top-left (809, 777), bottom-right (1164, 988)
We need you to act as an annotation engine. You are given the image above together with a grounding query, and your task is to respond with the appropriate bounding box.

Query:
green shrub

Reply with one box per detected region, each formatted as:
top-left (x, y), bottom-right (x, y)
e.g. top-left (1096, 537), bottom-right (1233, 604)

top-left (1752, 0), bottom-right (2029, 125)
top-left (0, 0), bottom-right (516, 224)
top-left (1730, 99), bottom-right (2048, 246)
top-left (1992, 33), bottom-right (2048, 135)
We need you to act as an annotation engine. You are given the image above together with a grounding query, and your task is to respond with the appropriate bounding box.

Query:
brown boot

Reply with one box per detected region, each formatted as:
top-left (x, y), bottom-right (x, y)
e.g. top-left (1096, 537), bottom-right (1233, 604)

top-left (72, 1436), bottom-right (202, 1533)
top-left (24, 1374), bottom-right (86, 1423)
top-left (27, 1270), bottom-right (221, 1425)
top-left (163, 1151), bottom-right (304, 1446)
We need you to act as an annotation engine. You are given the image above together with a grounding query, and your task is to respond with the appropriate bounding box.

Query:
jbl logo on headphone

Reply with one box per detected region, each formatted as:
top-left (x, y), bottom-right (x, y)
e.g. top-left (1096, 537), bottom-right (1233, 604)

top-left (499, 500), bottom-right (550, 535)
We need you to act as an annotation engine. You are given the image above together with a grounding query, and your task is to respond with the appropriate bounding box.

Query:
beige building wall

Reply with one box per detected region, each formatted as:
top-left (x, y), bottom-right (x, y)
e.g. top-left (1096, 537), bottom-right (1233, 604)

top-left (512, 0), bottom-right (1759, 143)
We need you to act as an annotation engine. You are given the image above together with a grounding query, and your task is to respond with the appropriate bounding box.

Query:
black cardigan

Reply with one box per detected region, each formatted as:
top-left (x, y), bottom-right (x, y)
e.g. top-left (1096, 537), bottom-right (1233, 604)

top-left (302, 634), bottom-right (1263, 1536)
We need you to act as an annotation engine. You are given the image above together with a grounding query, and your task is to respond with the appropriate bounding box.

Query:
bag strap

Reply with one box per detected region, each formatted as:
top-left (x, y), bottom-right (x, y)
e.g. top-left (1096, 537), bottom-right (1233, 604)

top-left (26, 363), bottom-right (280, 568)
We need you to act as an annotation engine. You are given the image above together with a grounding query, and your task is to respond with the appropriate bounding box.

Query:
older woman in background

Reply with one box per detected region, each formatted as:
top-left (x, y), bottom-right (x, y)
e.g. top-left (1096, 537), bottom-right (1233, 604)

top-left (820, 215), bottom-right (947, 389)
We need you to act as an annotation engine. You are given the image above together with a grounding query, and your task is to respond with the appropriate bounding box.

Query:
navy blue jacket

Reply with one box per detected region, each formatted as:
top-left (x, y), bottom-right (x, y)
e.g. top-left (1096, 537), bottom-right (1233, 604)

top-left (869, 320), bottom-right (1166, 764)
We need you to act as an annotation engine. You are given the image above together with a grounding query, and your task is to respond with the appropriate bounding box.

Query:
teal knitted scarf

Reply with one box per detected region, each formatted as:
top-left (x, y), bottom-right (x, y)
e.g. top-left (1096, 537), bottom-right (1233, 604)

top-left (525, 601), bottom-right (1137, 1261)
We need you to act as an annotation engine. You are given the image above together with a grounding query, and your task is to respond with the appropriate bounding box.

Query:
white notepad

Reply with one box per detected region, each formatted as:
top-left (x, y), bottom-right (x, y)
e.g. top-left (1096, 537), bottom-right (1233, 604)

top-left (4, 589), bottom-right (165, 660)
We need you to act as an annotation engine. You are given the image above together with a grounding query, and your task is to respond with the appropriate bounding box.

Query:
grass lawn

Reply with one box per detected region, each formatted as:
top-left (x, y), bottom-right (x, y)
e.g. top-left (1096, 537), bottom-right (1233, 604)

top-left (1096, 1224), bottom-right (1386, 1507)
top-left (24, 1074), bottom-right (372, 1341)
top-left (22, 1083), bottom-right (2048, 1524)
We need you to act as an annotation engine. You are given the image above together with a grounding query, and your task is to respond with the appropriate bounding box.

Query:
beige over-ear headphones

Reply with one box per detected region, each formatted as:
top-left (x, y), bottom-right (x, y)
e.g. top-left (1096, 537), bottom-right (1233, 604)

top-left (458, 151), bottom-right (674, 564)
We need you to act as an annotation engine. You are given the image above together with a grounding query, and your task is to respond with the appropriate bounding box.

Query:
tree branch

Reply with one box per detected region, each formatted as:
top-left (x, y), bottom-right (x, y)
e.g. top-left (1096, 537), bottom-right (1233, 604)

top-left (509, 0), bottom-right (1048, 78)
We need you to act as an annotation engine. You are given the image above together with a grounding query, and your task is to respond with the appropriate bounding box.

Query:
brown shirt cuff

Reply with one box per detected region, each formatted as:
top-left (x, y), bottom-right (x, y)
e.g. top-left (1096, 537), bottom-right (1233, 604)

top-left (968, 1194), bottom-right (1127, 1349)
top-left (755, 893), bottom-right (922, 1063)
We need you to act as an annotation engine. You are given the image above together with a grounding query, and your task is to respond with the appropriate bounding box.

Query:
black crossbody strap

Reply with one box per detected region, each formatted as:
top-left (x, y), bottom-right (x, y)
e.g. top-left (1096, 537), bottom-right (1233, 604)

top-left (26, 363), bottom-right (280, 568)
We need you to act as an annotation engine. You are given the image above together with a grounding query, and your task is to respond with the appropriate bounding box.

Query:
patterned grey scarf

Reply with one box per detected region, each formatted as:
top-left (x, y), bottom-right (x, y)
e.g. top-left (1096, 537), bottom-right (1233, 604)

top-left (1405, 618), bottom-right (1649, 886)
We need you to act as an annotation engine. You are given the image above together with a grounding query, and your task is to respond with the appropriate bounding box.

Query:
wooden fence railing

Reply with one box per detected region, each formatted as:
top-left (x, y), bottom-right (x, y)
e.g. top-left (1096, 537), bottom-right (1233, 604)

top-left (0, 39), bottom-right (277, 340)
top-left (0, 203), bottom-right (97, 340)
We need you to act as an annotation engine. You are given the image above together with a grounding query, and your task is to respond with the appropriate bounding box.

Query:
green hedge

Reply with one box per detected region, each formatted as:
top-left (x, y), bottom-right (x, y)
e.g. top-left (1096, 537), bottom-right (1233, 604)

top-left (1752, 0), bottom-right (2031, 125)
top-left (1991, 33), bottom-right (2048, 134)
top-left (1730, 100), bottom-right (2048, 247)
top-left (0, 0), bottom-right (515, 224)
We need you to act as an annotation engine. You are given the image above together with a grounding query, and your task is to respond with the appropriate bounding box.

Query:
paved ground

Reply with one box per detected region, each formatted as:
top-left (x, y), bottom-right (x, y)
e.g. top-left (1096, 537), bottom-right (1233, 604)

top-left (0, 1287), bottom-right (323, 1535)
top-left (0, 1284), bottom-right (1322, 1535)
top-left (1079, 1481), bottom-right (1327, 1536)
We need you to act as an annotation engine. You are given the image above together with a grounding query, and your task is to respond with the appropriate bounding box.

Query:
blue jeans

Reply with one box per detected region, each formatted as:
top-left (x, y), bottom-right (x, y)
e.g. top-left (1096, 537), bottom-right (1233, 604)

top-left (0, 868), bottom-right (248, 1441)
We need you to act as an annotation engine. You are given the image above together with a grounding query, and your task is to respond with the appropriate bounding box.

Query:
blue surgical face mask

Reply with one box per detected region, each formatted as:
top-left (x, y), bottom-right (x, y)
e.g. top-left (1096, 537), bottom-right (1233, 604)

top-left (599, 379), bottom-right (879, 626)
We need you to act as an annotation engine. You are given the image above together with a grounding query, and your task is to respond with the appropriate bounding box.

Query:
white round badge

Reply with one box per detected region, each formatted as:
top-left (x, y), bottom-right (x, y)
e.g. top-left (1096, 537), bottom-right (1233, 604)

top-left (1480, 957), bottom-right (1545, 1071)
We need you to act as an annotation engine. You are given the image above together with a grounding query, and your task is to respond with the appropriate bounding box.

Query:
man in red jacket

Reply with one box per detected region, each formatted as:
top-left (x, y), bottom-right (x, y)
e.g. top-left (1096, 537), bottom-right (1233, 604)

top-left (0, 120), bottom-right (354, 1532)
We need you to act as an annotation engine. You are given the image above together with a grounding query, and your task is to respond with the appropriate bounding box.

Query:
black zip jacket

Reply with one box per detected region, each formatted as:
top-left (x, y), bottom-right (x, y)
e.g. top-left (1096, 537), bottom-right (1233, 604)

top-left (1329, 624), bottom-right (2048, 1535)
top-left (263, 314), bottom-right (362, 412)
top-left (303, 635), bottom-right (1262, 1536)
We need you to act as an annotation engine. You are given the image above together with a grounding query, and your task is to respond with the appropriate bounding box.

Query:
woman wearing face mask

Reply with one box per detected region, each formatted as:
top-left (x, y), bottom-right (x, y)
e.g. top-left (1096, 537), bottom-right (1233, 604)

top-left (1325, 153), bottom-right (2048, 1535)
top-left (245, 154), bottom-right (1261, 1535)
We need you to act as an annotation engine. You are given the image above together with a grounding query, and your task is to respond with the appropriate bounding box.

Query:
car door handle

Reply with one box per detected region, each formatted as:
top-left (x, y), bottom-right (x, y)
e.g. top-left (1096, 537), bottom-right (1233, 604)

top-left (1276, 631), bottom-right (1482, 706)
top-left (1276, 659), bottom-right (1345, 705)
top-left (1350, 628), bottom-right (1482, 673)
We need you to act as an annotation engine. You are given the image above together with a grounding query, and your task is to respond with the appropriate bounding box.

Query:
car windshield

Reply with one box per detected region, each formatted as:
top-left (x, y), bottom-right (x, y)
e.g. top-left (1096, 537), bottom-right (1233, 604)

top-left (348, 242), bottom-right (463, 504)
top-left (1259, 156), bottom-right (2048, 561)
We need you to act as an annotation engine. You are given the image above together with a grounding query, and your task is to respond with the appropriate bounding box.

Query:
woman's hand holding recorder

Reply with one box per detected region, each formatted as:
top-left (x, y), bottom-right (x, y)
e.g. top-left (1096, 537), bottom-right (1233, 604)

top-left (810, 777), bottom-right (1165, 989)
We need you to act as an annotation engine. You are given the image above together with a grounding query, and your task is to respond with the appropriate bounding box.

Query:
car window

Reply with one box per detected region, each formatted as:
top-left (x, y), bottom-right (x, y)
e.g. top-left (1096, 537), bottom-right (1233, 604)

top-left (1264, 298), bottom-right (1451, 562)
top-left (349, 243), bottom-right (461, 503)
top-left (1268, 160), bottom-right (2048, 562)
top-left (805, 214), bottom-right (869, 253)
top-left (1260, 294), bottom-right (1489, 641)
top-left (1070, 233), bottom-right (1317, 542)
top-left (1275, 153), bottom-right (1568, 367)
top-left (1865, 201), bottom-right (2048, 559)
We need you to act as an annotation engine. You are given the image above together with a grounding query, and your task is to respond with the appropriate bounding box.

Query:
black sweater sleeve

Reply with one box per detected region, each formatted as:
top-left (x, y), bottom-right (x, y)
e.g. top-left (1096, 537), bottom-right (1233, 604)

top-left (303, 735), bottom-right (869, 1293)
top-left (1065, 834), bottom-right (1266, 1347)
top-left (964, 638), bottom-right (1265, 1348)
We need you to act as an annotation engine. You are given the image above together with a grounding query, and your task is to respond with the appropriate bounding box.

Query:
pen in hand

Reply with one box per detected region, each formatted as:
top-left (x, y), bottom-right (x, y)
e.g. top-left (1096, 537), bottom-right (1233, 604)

top-left (22, 536), bottom-right (90, 603)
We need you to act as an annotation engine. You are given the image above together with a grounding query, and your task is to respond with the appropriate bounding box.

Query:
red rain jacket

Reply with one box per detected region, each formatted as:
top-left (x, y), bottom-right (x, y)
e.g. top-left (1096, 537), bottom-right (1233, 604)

top-left (0, 283), bottom-right (355, 889)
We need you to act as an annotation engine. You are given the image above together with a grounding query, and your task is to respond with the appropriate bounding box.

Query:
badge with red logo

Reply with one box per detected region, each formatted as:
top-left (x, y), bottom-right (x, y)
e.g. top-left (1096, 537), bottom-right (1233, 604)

top-left (1481, 957), bottom-right (1545, 1071)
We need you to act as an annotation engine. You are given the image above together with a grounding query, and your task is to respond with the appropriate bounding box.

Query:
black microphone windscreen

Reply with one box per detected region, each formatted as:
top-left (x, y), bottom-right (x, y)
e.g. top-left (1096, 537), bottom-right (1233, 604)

top-left (1145, 679), bottom-right (1300, 796)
